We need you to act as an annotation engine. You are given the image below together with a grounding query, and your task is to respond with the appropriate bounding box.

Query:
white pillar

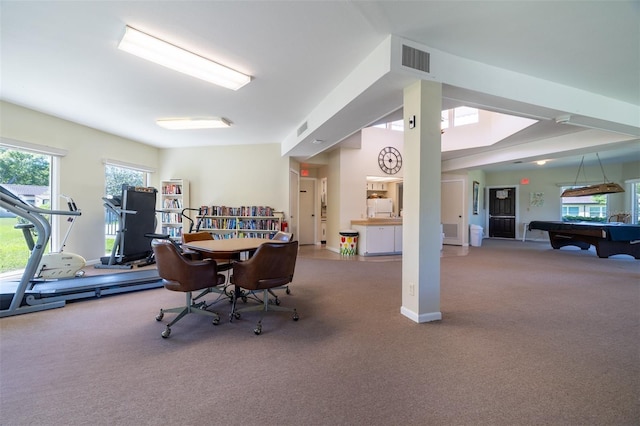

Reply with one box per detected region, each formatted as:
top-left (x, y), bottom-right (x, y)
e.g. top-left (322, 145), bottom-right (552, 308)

top-left (401, 80), bottom-right (442, 323)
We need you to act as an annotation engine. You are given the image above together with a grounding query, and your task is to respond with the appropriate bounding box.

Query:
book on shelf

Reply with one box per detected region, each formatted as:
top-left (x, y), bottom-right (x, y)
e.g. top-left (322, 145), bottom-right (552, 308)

top-left (163, 198), bottom-right (183, 209)
top-left (162, 184), bottom-right (183, 195)
top-left (198, 205), bottom-right (275, 218)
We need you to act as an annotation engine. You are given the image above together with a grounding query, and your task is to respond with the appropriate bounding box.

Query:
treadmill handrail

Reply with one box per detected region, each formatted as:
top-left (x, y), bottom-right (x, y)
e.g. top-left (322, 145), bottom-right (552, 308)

top-left (0, 190), bottom-right (81, 218)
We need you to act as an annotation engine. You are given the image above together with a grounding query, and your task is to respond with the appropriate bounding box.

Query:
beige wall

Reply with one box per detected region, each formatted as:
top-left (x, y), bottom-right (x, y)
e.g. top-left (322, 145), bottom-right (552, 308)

top-left (158, 144), bottom-right (289, 214)
top-left (1, 101), bottom-right (290, 263)
top-left (1, 101), bottom-right (159, 262)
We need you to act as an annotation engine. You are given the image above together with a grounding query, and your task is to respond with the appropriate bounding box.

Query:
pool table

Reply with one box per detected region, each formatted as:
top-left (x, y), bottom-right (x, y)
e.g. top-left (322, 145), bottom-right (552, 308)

top-left (528, 221), bottom-right (640, 259)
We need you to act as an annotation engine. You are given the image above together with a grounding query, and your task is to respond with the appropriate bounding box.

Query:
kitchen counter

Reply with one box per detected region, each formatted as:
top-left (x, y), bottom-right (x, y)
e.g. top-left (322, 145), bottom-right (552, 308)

top-left (351, 220), bottom-right (403, 256)
top-left (351, 218), bottom-right (403, 226)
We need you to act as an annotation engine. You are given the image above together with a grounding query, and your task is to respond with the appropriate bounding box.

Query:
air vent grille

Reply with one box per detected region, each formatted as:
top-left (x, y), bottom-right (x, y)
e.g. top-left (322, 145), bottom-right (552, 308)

top-left (297, 121), bottom-right (308, 136)
top-left (402, 44), bottom-right (430, 73)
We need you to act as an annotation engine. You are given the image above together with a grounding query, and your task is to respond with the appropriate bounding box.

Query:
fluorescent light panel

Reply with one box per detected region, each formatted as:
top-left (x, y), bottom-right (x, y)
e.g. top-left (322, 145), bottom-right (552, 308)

top-left (118, 26), bottom-right (251, 90)
top-left (157, 117), bottom-right (231, 130)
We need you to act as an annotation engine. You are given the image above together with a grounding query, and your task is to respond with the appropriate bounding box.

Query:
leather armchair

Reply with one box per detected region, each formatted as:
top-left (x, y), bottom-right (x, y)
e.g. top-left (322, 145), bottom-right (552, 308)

top-left (230, 241), bottom-right (299, 335)
top-left (153, 241), bottom-right (226, 338)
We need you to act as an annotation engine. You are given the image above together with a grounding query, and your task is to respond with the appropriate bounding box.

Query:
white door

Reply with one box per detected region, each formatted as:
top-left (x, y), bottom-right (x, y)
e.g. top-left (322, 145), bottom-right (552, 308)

top-left (299, 178), bottom-right (316, 245)
top-left (289, 170), bottom-right (299, 240)
top-left (441, 179), bottom-right (464, 246)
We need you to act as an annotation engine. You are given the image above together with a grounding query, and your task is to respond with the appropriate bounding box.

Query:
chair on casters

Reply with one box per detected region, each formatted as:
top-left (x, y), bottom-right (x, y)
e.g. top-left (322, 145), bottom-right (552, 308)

top-left (153, 241), bottom-right (226, 338)
top-left (268, 231), bottom-right (294, 300)
top-left (230, 241), bottom-right (299, 335)
top-left (182, 231), bottom-right (237, 305)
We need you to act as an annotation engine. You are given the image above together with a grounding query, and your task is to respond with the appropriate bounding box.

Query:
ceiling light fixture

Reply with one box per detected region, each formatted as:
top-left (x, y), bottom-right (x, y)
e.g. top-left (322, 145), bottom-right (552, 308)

top-left (118, 26), bottom-right (251, 90)
top-left (536, 160), bottom-right (547, 165)
top-left (156, 117), bottom-right (231, 130)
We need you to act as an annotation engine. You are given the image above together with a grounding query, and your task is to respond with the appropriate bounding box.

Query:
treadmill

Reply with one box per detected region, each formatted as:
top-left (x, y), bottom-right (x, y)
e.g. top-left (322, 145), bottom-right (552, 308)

top-left (0, 185), bottom-right (162, 318)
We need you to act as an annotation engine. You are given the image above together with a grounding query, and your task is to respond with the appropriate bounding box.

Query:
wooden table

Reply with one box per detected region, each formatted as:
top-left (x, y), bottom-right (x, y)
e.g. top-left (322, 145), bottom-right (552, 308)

top-left (182, 238), bottom-right (274, 256)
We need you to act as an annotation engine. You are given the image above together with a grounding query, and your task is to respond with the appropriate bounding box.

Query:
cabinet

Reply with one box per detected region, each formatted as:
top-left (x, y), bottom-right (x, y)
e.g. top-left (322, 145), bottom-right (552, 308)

top-left (197, 205), bottom-right (282, 239)
top-left (160, 179), bottom-right (189, 240)
top-left (366, 182), bottom-right (387, 191)
top-left (353, 224), bottom-right (401, 256)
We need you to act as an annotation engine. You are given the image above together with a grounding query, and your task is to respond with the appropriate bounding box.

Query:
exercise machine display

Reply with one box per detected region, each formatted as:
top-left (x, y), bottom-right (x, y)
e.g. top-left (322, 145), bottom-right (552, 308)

top-left (98, 185), bottom-right (157, 269)
top-left (0, 185), bottom-right (162, 318)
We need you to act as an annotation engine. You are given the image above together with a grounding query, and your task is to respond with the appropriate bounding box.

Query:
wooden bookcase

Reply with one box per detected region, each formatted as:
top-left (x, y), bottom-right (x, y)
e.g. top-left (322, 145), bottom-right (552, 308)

top-left (159, 179), bottom-right (189, 240)
top-left (196, 205), bottom-right (282, 239)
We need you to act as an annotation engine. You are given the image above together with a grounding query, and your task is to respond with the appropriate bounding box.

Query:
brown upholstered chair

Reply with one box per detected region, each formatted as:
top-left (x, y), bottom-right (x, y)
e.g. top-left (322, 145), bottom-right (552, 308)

top-left (268, 231), bottom-right (294, 300)
top-left (230, 240), bottom-right (299, 335)
top-left (271, 231), bottom-right (293, 242)
top-left (153, 241), bottom-right (226, 338)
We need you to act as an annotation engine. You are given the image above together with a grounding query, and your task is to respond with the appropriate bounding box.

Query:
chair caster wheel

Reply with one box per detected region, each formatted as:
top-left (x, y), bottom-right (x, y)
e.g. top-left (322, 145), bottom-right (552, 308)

top-left (161, 327), bottom-right (171, 338)
top-left (254, 323), bottom-right (262, 335)
top-left (292, 310), bottom-right (299, 321)
top-left (212, 316), bottom-right (220, 325)
top-left (274, 298), bottom-right (280, 306)
top-left (156, 311), bottom-right (164, 321)
top-left (286, 288), bottom-right (291, 295)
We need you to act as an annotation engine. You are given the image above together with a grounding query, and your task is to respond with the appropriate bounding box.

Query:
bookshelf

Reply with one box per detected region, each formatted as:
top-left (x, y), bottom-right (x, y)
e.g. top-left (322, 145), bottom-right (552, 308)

top-left (196, 205), bottom-right (282, 239)
top-left (160, 179), bottom-right (189, 240)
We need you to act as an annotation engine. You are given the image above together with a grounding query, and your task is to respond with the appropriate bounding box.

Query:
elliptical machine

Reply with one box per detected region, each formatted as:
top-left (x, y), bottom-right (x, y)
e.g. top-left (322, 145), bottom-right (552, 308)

top-left (14, 194), bottom-right (86, 279)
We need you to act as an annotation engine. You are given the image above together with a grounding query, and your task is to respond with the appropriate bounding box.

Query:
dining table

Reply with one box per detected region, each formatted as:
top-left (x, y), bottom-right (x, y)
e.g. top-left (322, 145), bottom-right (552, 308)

top-left (182, 237), bottom-right (275, 258)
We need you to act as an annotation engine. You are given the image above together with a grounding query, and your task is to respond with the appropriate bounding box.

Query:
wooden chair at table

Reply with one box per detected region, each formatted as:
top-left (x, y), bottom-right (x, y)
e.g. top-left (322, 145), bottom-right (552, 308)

top-left (608, 213), bottom-right (631, 223)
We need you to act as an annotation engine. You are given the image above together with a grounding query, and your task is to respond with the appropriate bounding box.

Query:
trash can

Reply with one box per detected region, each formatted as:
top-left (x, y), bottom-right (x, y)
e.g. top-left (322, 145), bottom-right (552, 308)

top-left (470, 224), bottom-right (483, 247)
top-left (339, 230), bottom-right (359, 256)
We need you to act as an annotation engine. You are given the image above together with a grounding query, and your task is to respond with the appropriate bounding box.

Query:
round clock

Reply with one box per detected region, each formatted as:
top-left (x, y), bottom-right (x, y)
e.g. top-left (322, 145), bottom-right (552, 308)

top-left (378, 146), bottom-right (402, 175)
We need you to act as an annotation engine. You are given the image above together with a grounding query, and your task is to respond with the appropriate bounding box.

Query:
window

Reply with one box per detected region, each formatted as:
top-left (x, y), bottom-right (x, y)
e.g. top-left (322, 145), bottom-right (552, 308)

top-left (374, 119), bottom-right (404, 131)
top-left (561, 186), bottom-right (608, 222)
top-left (453, 106), bottom-right (479, 126)
top-left (104, 163), bottom-right (149, 254)
top-left (630, 180), bottom-right (640, 224)
top-left (0, 147), bottom-right (52, 274)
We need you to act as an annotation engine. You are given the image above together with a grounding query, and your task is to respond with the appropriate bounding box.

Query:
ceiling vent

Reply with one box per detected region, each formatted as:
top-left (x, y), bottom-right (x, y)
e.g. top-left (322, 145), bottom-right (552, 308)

top-left (402, 44), bottom-right (430, 73)
top-left (297, 121), bottom-right (308, 136)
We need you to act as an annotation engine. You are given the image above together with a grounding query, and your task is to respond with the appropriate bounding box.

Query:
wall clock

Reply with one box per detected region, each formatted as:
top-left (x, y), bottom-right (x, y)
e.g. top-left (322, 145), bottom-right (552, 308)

top-left (378, 146), bottom-right (402, 175)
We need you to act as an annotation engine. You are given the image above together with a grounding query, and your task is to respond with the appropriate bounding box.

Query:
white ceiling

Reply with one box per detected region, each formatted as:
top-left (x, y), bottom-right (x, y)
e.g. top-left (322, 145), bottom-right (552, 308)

top-left (1, 1), bottom-right (639, 173)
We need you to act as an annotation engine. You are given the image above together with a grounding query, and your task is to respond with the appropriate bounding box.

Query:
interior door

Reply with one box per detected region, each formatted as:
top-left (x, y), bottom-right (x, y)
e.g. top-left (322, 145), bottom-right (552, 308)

top-left (489, 187), bottom-right (516, 238)
top-left (299, 178), bottom-right (315, 245)
top-left (289, 170), bottom-right (299, 240)
top-left (441, 180), bottom-right (464, 245)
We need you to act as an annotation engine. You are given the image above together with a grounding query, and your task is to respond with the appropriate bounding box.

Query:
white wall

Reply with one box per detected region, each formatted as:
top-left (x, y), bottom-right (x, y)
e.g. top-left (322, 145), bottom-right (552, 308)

top-left (485, 161), bottom-right (639, 240)
top-left (1, 101), bottom-right (159, 262)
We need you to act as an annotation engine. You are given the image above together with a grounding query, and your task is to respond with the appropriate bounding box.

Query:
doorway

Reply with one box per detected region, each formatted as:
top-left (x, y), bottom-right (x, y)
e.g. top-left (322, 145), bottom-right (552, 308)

top-left (299, 178), bottom-right (316, 245)
top-left (441, 179), bottom-right (465, 245)
top-left (288, 169), bottom-right (299, 241)
top-left (488, 187), bottom-right (516, 238)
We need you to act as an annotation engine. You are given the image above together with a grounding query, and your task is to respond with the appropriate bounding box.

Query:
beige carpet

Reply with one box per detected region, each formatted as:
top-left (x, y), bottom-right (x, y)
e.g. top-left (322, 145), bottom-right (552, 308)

top-left (0, 239), bottom-right (638, 425)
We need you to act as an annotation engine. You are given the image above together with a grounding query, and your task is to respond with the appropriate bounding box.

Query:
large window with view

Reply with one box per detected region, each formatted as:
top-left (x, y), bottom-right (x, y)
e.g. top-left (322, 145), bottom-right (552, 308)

top-left (561, 186), bottom-right (608, 222)
top-left (104, 164), bottom-right (148, 254)
top-left (0, 147), bottom-right (52, 274)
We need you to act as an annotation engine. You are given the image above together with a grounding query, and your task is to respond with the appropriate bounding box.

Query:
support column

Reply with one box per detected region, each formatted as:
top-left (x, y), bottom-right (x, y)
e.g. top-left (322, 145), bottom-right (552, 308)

top-left (401, 80), bottom-right (442, 323)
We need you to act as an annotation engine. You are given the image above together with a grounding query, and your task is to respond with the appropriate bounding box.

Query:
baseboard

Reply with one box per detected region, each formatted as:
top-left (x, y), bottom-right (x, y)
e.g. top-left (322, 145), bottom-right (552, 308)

top-left (400, 306), bottom-right (442, 323)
